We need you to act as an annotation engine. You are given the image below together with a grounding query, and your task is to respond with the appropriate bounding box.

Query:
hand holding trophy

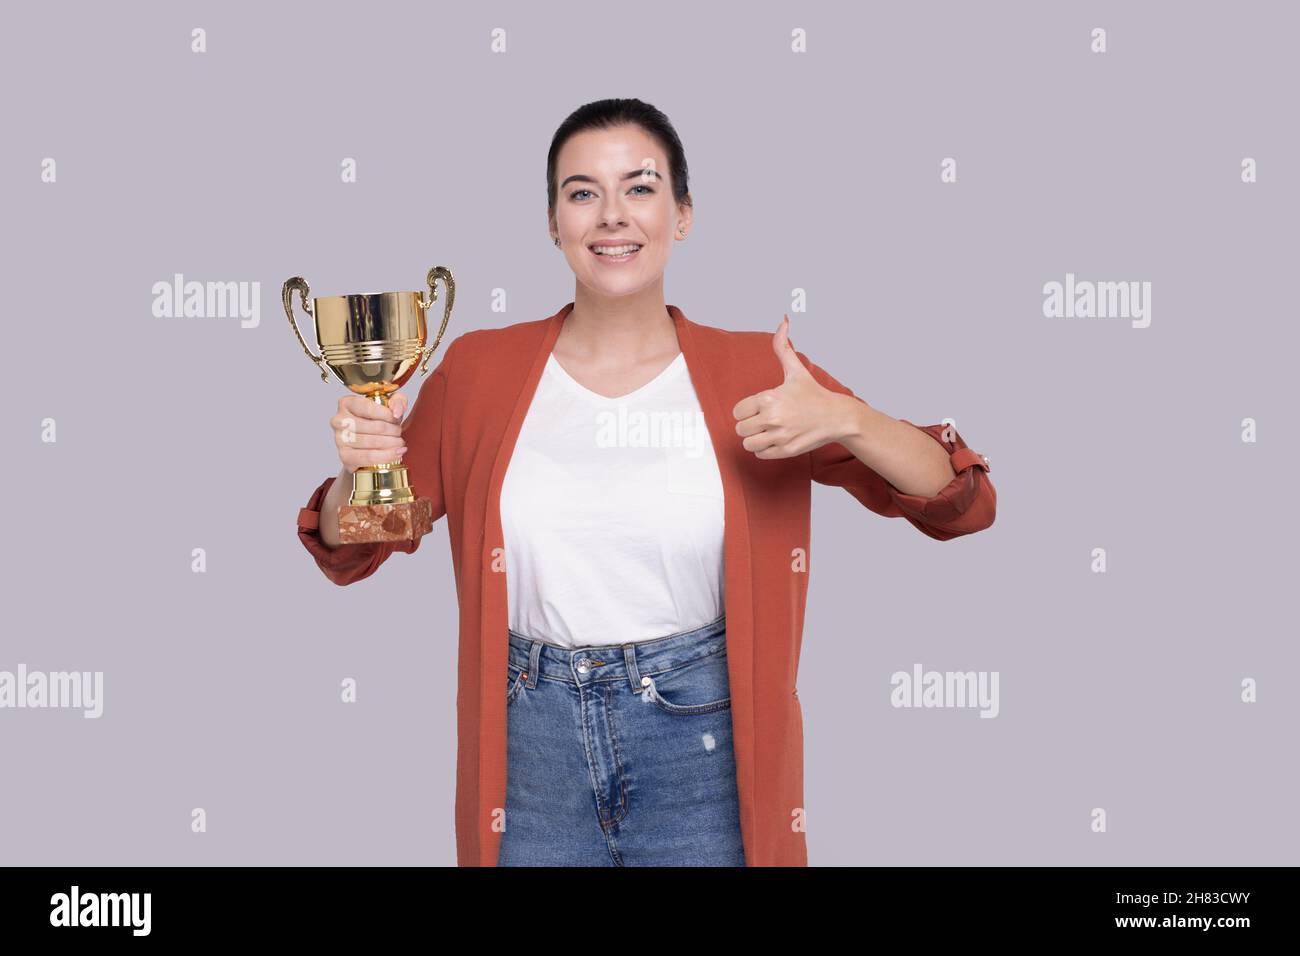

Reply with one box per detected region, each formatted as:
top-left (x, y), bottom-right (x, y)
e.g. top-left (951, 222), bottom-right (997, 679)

top-left (283, 266), bottom-right (455, 544)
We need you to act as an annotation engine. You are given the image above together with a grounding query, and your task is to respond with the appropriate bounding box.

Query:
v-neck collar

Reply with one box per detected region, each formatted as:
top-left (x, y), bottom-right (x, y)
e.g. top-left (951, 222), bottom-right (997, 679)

top-left (545, 351), bottom-right (686, 405)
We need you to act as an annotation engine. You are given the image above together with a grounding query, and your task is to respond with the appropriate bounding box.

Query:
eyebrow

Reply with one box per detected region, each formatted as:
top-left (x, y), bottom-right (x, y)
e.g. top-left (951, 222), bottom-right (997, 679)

top-left (560, 168), bottom-right (663, 189)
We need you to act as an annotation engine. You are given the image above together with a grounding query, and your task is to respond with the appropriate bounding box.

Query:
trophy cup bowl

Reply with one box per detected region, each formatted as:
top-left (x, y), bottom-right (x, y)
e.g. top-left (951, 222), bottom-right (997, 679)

top-left (284, 266), bottom-right (455, 544)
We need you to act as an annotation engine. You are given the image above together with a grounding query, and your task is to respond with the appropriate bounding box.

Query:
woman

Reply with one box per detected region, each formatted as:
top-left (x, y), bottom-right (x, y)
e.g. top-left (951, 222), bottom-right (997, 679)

top-left (296, 98), bottom-right (996, 866)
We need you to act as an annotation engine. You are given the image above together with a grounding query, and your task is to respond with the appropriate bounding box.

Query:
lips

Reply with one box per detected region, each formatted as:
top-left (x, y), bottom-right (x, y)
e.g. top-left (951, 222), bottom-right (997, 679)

top-left (588, 243), bottom-right (642, 264)
top-left (588, 239), bottom-right (643, 248)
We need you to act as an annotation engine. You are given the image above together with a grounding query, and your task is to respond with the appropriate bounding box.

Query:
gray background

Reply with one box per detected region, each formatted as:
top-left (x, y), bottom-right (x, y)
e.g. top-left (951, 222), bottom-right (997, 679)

top-left (2, 0), bottom-right (1295, 865)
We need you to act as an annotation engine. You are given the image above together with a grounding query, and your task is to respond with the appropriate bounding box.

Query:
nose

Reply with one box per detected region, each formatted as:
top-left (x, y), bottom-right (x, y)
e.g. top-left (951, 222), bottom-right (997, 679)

top-left (598, 194), bottom-right (628, 227)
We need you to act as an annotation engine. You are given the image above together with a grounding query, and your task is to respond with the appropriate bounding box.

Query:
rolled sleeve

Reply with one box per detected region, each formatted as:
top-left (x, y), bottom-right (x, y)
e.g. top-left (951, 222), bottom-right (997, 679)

top-left (879, 421), bottom-right (995, 538)
top-left (297, 475), bottom-right (412, 586)
top-left (798, 349), bottom-right (996, 541)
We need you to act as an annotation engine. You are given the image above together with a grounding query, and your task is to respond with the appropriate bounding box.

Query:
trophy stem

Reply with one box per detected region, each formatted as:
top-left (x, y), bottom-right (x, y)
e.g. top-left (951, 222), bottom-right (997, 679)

top-left (343, 390), bottom-right (404, 505)
top-left (351, 461), bottom-right (415, 507)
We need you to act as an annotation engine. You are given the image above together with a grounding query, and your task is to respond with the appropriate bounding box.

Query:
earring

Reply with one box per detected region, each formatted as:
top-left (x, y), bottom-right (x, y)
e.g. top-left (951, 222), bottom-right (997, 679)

top-left (553, 236), bottom-right (560, 247)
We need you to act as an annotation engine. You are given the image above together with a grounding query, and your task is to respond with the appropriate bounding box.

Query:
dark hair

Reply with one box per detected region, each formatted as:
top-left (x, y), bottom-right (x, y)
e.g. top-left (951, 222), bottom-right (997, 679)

top-left (546, 98), bottom-right (692, 213)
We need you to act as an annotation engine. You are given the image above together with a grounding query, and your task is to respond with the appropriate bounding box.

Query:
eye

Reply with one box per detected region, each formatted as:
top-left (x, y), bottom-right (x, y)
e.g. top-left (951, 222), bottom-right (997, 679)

top-left (568, 184), bottom-right (656, 201)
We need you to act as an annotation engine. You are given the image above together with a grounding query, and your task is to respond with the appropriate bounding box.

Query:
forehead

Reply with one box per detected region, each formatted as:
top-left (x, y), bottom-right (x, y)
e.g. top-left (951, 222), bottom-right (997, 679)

top-left (556, 125), bottom-right (666, 174)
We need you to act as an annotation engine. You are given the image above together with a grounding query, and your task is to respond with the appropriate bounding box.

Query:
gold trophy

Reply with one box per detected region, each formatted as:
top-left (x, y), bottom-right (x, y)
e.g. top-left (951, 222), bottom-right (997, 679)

top-left (283, 266), bottom-right (455, 544)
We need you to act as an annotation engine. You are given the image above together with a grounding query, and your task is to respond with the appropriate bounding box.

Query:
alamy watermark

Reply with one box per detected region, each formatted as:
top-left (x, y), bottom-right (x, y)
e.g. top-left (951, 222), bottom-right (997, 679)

top-left (152, 273), bottom-right (260, 328)
top-left (595, 406), bottom-right (710, 457)
top-left (0, 665), bottom-right (103, 718)
top-left (890, 663), bottom-right (999, 718)
top-left (1043, 272), bottom-right (1151, 328)
top-left (50, 886), bottom-right (150, 936)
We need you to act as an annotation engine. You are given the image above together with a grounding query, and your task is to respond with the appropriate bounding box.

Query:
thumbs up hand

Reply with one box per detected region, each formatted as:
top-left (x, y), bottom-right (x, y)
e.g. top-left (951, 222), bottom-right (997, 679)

top-left (732, 315), bottom-right (862, 459)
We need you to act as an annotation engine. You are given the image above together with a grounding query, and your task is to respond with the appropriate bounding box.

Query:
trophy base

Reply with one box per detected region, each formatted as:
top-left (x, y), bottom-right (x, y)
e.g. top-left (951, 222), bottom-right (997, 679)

top-left (338, 497), bottom-right (434, 545)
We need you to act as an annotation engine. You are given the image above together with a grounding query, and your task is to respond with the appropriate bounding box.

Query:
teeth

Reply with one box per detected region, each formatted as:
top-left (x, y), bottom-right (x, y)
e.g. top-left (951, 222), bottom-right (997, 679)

top-left (591, 244), bottom-right (642, 256)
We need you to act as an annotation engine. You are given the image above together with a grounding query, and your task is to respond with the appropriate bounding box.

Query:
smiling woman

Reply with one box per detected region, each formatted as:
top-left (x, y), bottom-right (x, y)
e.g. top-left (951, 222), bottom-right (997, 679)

top-left (297, 97), bottom-right (997, 868)
top-left (546, 103), bottom-right (692, 311)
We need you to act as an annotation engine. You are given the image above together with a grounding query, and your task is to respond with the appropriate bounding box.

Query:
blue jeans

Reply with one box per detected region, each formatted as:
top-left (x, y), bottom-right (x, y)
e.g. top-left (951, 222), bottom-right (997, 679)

top-left (498, 613), bottom-right (745, 866)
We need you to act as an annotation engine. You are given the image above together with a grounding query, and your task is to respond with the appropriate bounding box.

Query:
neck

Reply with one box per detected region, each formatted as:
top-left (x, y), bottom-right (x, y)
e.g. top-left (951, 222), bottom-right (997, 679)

top-left (559, 285), bottom-right (680, 363)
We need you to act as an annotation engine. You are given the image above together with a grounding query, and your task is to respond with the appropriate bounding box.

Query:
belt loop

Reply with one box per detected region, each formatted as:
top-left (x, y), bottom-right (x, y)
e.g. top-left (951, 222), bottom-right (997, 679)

top-left (526, 640), bottom-right (543, 688)
top-left (622, 643), bottom-right (643, 692)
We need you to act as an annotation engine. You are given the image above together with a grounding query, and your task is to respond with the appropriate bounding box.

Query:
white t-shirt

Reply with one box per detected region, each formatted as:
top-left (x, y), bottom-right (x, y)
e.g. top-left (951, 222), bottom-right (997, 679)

top-left (500, 351), bottom-right (725, 648)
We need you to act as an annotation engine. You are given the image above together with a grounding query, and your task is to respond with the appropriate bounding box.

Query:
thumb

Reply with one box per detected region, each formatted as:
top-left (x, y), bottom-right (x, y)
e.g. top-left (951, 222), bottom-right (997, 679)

top-left (773, 314), bottom-right (806, 382)
top-left (390, 393), bottom-right (407, 421)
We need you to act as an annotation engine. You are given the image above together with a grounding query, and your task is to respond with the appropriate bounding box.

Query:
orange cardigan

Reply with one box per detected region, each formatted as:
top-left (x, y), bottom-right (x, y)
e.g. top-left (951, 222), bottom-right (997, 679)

top-left (296, 302), bottom-right (996, 866)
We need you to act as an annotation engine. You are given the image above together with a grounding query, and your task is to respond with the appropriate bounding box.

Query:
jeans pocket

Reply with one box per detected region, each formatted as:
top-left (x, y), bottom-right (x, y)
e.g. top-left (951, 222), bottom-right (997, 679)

top-left (639, 650), bottom-right (731, 715)
top-left (506, 662), bottom-right (525, 706)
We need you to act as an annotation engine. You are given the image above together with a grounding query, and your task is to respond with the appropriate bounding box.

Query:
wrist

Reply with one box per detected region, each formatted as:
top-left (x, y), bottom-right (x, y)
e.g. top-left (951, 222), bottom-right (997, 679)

top-left (836, 394), bottom-right (878, 443)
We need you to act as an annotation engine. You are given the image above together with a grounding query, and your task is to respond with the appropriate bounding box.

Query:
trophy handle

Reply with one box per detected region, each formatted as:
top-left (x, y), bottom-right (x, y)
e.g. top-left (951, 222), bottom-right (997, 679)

top-left (282, 276), bottom-right (331, 383)
top-left (417, 266), bottom-right (456, 375)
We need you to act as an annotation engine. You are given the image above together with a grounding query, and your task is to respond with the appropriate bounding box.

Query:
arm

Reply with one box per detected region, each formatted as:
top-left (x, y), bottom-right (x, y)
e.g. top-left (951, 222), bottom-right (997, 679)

top-left (799, 351), bottom-right (996, 541)
top-left (295, 336), bottom-right (456, 585)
